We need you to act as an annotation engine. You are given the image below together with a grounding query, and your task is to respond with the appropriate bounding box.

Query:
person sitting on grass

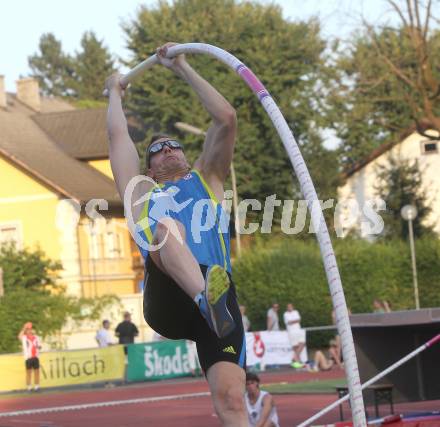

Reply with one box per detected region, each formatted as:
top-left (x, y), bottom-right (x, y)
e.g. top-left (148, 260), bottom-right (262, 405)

top-left (309, 339), bottom-right (343, 372)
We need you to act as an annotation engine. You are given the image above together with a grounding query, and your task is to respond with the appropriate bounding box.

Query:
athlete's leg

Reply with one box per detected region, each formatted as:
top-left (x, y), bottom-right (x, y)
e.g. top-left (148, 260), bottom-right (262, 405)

top-left (206, 361), bottom-right (247, 427)
top-left (150, 218), bottom-right (204, 299)
top-left (149, 218), bottom-right (234, 337)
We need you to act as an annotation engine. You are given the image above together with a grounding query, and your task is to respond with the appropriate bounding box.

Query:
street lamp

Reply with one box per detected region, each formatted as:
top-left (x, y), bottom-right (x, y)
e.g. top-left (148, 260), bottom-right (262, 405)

top-left (401, 205), bottom-right (420, 310)
top-left (174, 121), bottom-right (242, 257)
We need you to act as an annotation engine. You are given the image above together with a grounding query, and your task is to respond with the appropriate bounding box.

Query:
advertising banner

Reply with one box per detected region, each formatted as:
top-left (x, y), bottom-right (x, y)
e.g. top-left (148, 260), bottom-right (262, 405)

top-left (245, 331), bottom-right (307, 367)
top-left (127, 340), bottom-right (195, 382)
top-left (0, 346), bottom-right (125, 392)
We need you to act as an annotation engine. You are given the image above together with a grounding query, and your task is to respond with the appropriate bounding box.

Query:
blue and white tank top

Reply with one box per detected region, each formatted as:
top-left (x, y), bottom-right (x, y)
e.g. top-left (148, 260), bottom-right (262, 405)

top-left (135, 170), bottom-right (231, 272)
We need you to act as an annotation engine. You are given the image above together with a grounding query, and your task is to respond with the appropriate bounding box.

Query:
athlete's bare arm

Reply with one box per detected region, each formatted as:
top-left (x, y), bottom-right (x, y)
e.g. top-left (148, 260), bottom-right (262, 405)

top-left (257, 394), bottom-right (275, 427)
top-left (156, 43), bottom-right (237, 201)
top-left (105, 74), bottom-right (152, 221)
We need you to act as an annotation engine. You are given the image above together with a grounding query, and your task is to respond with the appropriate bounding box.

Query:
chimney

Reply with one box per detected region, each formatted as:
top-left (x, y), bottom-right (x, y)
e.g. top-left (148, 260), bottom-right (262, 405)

top-left (0, 75), bottom-right (6, 109)
top-left (16, 78), bottom-right (41, 112)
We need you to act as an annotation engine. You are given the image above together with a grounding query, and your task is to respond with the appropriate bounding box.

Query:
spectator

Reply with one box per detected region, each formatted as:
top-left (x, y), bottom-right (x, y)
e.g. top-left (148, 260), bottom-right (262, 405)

top-left (331, 307), bottom-right (351, 367)
top-left (373, 299), bottom-right (385, 313)
top-left (186, 340), bottom-right (200, 377)
top-left (266, 303), bottom-right (280, 331)
top-left (373, 299), bottom-right (391, 313)
top-left (240, 305), bottom-right (251, 332)
top-left (382, 300), bottom-right (392, 312)
top-left (309, 339), bottom-right (343, 372)
top-left (96, 320), bottom-right (113, 347)
top-left (283, 303), bottom-right (306, 369)
top-left (115, 312), bottom-right (139, 351)
top-left (18, 322), bottom-right (42, 392)
top-left (245, 372), bottom-right (280, 427)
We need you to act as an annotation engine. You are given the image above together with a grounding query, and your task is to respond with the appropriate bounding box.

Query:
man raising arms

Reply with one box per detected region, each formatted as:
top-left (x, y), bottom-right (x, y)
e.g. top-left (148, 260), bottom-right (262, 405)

top-left (105, 42), bottom-right (247, 426)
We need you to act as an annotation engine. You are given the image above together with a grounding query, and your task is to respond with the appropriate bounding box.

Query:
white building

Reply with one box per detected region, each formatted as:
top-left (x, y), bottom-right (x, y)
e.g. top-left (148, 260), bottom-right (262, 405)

top-left (337, 129), bottom-right (440, 237)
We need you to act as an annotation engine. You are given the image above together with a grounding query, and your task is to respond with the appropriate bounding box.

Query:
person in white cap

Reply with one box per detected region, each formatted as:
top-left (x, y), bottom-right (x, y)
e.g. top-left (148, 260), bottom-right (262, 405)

top-left (18, 322), bottom-right (42, 392)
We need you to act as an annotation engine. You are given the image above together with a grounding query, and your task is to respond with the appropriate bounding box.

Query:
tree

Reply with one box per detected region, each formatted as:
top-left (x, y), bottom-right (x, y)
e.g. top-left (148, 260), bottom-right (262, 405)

top-left (374, 156), bottom-right (433, 239)
top-left (233, 237), bottom-right (440, 346)
top-left (28, 33), bottom-right (74, 96)
top-left (123, 0), bottom-right (330, 205)
top-left (0, 245), bottom-right (117, 353)
top-left (327, 0), bottom-right (440, 167)
top-left (73, 31), bottom-right (115, 101)
top-left (28, 31), bottom-right (114, 104)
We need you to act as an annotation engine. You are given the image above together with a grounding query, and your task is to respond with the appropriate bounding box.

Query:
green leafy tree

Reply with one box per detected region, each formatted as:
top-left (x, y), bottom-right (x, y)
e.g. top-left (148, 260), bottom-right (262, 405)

top-left (327, 0), bottom-right (440, 167)
top-left (28, 31), bottom-right (114, 104)
top-left (0, 245), bottom-right (118, 353)
top-left (374, 156), bottom-right (433, 239)
top-left (73, 31), bottom-right (115, 101)
top-left (28, 33), bottom-right (74, 96)
top-left (123, 0), bottom-right (330, 204)
top-left (233, 237), bottom-right (440, 347)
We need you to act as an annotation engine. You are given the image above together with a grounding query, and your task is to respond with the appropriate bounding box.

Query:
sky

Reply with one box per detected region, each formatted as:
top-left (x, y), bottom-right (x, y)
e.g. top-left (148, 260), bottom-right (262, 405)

top-left (1, 0), bottom-right (398, 92)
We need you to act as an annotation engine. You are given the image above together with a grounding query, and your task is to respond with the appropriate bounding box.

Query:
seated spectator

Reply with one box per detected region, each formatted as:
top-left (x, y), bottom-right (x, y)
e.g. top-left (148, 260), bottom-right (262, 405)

top-left (309, 340), bottom-right (343, 372)
top-left (373, 299), bottom-right (392, 313)
top-left (240, 305), bottom-right (251, 332)
top-left (266, 303), bottom-right (280, 331)
top-left (373, 299), bottom-right (385, 313)
top-left (328, 336), bottom-right (342, 368)
top-left (331, 307), bottom-right (351, 368)
top-left (283, 303), bottom-right (306, 369)
top-left (382, 300), bottom-right (392, 312)
top-left (245, 372), bottom-right (280, 427)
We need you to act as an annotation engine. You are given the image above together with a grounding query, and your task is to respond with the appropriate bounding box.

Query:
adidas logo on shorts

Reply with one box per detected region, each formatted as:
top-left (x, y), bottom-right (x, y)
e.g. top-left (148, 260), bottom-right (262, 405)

top-left (222, 345), bottom-right (236, 355)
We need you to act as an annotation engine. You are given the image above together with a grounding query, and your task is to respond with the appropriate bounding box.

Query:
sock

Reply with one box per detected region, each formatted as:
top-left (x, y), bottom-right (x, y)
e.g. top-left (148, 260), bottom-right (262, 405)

top-left (194, 291), bottom-right (204, 307)
top-left (27, 385), bottom-right (32, 391)
top-left (34, 385), bottom-right (39, 390)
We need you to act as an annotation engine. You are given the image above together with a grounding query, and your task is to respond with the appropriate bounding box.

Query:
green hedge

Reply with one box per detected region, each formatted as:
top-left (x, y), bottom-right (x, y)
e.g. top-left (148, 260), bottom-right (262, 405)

top-left (233, 237), bottom-right (440, 348)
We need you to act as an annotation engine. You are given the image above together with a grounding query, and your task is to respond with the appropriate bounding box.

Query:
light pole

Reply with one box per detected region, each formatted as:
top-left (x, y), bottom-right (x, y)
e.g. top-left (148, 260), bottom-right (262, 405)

top-left (174, 121), bottom-right (242, 257)
top-left (401, 205), bottom-right (420, 310)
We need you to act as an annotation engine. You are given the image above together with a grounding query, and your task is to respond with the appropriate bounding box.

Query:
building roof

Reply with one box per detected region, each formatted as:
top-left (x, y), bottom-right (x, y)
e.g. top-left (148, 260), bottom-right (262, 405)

top-left (33, 108), bottom-right (110, 160)
top-left (0, 94), bottom-right (121, 205)
top-left (343, 120), bottom-right (437, 179)
top-left (33, 108), bottom-right (144, 160)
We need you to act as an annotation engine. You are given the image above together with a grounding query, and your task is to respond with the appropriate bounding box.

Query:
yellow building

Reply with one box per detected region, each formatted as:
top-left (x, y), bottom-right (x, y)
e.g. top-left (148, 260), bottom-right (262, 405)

top-left (0, 77), bottom-right (144, 299)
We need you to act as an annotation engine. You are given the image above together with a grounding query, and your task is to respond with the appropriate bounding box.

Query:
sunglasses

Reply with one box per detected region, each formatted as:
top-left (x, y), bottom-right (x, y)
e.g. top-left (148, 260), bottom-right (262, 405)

top-left (148, 139), bottom-right (183, 157)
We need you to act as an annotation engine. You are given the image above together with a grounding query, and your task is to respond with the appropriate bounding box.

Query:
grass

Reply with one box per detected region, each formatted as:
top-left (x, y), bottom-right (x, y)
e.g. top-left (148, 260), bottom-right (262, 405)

top-left (263, 378), bottom-right (347, 394)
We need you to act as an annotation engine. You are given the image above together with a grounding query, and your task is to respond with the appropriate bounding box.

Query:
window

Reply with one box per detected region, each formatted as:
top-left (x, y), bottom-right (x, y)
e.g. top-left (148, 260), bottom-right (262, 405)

top-left (87, 219), bottom-right (104, 259)
top-left (89, 225), bottom-right (100, 259)
top-left (0, 223), bottom-right (22, 248)
top-left (421, 140), bottom-right (438, 155)
top-left (86, 219), bottom-right (124, 259)
top-left (104, 220), bottom-right (123, 259)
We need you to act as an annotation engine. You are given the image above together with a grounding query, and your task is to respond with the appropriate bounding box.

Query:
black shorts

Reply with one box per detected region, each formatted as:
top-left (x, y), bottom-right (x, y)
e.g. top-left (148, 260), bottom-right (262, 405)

top-left (25, 357), bottom-right (40, 370)
top-left (143, 257), bottom-right (246, 373)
